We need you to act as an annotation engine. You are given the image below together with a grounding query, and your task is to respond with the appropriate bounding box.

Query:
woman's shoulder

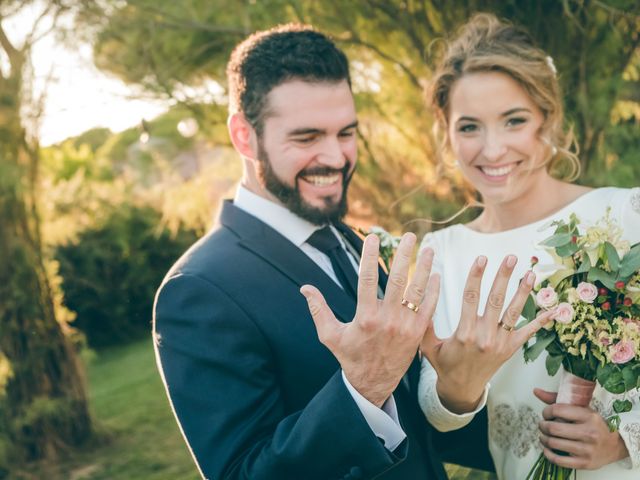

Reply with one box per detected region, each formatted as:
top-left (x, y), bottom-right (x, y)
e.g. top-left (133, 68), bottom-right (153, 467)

top-left (581, 186), bottom-right (638, 202)
top-left (577, 186), bottom-right (640, 218)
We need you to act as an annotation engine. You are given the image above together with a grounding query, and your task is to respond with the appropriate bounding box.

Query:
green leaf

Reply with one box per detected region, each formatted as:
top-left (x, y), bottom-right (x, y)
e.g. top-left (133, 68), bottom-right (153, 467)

top-left (619, 244), bottom-right (640, 279)
top-left (545, 354), bottom-right (563, 376)
top-left (577, 255), bottom-right (591, 274)
top-left (613, 399), bottom-right (632, 414)
top-left (521, 293), bottom-right (537, 322)
top-left (540, 232), bottom-right (572, 247)
top-left (588, 267), bottom-right (617, 290)
top-left (607, 414), bottom-right (621, 432)
top-left (523, 331), bottom-right (555, 363)
top-left (597, 363), bottom-right (625, 394)
top-left (622, 364), bottom-right (640, 391)
top-left (556, 241), bottom-right (579, 257)
top-left (603, 242), bottom-right (621, 271)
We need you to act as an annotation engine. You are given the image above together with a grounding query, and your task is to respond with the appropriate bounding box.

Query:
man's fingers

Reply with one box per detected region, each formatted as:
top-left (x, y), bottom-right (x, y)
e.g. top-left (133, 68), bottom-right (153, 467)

top-left (457, 256), bottom-right (487, 332)
top-left (483, 255), bottom-right (517, 326)
top-left (416, 273), bottom-right (440, 331)
top-left (419, 275), bottom-right (442, 358)
top-left (533, 387), bottom-right (558, 405)
top-left (301, 285), bottom-right (341, 347)
top-left (356, 234), bottom-right (380, 316)
top-left (383, 232), bottom-right (416, 305)
top-left (404, 247), bottom-right (434, 305)
top-left (512, 308), bottom-right (555, 347)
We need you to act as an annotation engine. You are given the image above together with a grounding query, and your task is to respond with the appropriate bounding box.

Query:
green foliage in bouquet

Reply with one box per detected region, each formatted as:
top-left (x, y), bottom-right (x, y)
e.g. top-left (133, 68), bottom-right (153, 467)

top-left (522, 211), bottom-right (639, 479)
top-left (522, 210), bottom-right (640, 415)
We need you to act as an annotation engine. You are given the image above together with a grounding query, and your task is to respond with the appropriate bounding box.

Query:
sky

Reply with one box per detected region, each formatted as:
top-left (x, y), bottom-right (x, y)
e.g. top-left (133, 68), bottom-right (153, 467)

top-left (3, 5), bottom-right (169, 146)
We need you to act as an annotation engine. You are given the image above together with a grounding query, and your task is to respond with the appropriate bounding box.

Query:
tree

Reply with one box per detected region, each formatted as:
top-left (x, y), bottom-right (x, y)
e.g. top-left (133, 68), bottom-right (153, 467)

top-left (78, 1), bottom-right (639, 231)
top-left (0, 1), bottom-right (92, 473)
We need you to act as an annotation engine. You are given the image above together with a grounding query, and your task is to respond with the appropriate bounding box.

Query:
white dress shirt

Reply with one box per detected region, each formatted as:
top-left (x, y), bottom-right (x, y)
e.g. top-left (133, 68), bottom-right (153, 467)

top-left (234, 185), bottom-right (406, 451)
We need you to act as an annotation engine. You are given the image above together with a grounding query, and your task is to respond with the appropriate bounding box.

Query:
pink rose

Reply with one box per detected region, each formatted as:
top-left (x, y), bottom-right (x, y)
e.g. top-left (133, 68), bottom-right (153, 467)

top-left (610, 341), bottom-right (636, 364)
top-left (576, 282), bottom-right (598, 304)
top-left (553, 302), bottom-right (574, 324)
top-left (536, 287), bottom-right (558, 309)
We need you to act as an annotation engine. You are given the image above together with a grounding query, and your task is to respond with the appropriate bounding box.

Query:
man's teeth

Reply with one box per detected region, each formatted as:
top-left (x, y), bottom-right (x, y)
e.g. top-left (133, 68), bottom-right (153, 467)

top-left (480, 164), bottom-right (516, 177)
top-left (304, 174), bottom-right (340, 186)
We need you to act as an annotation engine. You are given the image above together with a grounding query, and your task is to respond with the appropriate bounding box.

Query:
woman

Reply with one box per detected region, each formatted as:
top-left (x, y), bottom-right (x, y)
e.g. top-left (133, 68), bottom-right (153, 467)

top-left (417, 13), bottom-right (640, 479)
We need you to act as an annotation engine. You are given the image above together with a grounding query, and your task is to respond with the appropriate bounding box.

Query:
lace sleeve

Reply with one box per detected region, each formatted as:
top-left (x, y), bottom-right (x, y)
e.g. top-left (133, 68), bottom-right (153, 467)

top-left (619, 420), bottom-right (640, 469)
top-left (592, 389), bottom-right (640, 469)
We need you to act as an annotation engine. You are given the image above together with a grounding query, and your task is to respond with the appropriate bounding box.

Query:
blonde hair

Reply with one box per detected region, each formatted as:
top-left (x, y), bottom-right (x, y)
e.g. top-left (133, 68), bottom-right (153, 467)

top-left (429, 13), bottom-right (580, 180)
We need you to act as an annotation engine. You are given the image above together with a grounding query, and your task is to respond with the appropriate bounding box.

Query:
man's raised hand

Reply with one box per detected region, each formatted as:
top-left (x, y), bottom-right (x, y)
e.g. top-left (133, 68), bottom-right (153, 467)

top-left (301, 233), bottom-right (439, 407)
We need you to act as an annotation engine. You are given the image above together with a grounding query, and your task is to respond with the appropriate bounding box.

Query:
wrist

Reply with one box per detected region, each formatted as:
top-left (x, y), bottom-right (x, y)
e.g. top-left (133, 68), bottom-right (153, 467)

top-left (436, 378), bottom-right (484, 414)
top-left (344, 372), bottom-right (392, 408)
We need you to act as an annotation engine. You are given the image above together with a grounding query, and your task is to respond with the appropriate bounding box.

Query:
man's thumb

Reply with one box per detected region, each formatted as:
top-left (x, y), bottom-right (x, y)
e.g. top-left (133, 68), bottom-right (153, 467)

top-left (300, 285), bottom-right (339, 347)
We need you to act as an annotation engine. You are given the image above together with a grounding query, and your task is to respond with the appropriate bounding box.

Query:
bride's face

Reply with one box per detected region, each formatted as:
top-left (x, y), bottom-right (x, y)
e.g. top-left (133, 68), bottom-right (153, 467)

top-left (447, 71), bottom-right (549, 205)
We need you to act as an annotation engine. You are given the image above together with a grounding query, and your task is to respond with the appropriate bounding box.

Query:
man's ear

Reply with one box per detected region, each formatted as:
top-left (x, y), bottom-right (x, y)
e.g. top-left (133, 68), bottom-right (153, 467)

top-left (228, 113), bottom-right (257, 160)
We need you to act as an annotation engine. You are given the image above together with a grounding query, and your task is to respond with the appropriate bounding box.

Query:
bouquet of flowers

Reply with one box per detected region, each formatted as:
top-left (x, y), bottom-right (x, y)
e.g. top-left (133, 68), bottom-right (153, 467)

top-left (522, 210), bottom-right (640, 479)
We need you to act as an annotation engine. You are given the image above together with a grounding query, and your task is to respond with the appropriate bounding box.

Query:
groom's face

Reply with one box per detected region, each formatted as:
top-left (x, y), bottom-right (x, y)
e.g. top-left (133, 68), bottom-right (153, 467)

top-left (255, 79), bottom-right (358, 225)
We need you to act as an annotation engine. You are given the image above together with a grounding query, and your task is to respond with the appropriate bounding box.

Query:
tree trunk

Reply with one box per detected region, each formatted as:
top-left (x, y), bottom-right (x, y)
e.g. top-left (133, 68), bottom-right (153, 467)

top-left (0, 41), bottom-right (92, 475)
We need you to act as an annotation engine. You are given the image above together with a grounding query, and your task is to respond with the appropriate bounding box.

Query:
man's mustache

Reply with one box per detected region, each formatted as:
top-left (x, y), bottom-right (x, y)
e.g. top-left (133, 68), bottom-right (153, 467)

top-left (298, 164), bottom-right (352, 178)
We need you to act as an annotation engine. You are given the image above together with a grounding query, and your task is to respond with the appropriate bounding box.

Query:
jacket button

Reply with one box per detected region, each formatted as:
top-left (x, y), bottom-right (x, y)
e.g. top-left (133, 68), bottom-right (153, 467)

top-left (349, 466), bottom-right (363, 479)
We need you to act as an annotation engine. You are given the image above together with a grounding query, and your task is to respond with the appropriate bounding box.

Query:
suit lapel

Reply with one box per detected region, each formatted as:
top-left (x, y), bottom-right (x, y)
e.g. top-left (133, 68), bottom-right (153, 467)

top-left (220, 201), bottom-right (357, 323)
top-left (221, 202), bottom-right (418, 392)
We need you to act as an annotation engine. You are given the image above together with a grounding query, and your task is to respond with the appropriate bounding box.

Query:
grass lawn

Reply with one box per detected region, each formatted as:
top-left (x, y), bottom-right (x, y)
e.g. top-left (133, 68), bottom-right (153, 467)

top-left (14, 340), bottom-right (199, 480)
top-left (13, 340), bottom-right (494, 479)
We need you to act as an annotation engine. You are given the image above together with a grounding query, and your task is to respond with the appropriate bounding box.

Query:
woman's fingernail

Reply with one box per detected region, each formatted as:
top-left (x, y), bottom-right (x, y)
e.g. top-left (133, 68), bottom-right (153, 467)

top-left (477, 256), bottom-right (487, 267)
top-left (506, 255), bottom-right (517, 268)
top-left (525, 271), bottom-right (535, 286)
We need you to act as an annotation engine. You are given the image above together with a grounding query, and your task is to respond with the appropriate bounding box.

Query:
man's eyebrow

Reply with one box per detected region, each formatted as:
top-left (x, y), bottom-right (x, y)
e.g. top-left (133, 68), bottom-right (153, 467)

top-left (288, 128), bottom-right (324, 136)
top-left (287, 121), bottom-right (358, 137)
top-left (340, 121), bottom-right (359, 131)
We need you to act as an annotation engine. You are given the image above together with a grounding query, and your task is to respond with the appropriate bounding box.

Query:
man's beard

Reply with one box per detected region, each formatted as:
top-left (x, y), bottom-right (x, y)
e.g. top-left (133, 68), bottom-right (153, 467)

top-left (256, 141), bottom-right (353, 226)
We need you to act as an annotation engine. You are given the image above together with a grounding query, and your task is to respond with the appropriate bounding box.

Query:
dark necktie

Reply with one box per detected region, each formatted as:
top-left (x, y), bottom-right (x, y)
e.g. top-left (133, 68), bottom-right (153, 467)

top-left (307, 226), bottom-right (359, 300)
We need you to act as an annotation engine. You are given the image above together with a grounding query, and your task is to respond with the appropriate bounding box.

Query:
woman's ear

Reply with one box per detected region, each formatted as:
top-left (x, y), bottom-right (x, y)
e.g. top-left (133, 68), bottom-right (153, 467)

top-left (228, 113), bottom-right (257, 160)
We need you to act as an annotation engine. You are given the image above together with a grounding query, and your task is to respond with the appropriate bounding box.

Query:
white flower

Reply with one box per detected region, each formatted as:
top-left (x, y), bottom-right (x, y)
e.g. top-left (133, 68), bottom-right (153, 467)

top-left (546, 56), bottom-right (557, 75)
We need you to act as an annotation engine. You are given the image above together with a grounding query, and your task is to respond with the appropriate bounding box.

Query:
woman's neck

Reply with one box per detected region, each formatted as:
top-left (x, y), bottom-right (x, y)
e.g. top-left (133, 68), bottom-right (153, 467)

top-left (469, 176), bottom-right (592, 233)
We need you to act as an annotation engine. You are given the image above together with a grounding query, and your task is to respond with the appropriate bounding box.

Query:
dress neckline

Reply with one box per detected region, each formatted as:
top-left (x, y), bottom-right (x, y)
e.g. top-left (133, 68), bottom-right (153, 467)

top-left (456, 188), bottom-right (603, 237)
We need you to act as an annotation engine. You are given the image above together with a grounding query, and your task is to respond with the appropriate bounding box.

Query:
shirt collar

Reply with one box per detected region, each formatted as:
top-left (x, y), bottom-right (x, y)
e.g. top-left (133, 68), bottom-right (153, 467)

top-left (234, 185), bottom-right (320, 247)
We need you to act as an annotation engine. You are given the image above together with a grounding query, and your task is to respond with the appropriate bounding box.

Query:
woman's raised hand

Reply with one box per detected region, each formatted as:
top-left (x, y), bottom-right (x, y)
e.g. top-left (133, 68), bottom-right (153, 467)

top-left (420, 255), bottom-right (555, 413)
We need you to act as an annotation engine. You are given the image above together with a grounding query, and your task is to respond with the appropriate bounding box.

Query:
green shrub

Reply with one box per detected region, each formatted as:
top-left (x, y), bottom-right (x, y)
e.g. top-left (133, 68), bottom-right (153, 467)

top-left (55, 204), bottom-right (197, 348)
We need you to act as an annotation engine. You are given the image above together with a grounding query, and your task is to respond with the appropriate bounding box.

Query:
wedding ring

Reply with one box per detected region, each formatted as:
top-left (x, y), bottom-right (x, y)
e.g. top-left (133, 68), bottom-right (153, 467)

top-left (498, 320), bottom-right (515, 332)
top-left (401, 298), bottom-right (419, 313)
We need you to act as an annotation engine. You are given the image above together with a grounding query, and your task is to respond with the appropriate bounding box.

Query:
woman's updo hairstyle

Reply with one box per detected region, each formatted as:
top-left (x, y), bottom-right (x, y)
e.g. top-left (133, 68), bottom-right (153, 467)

top-left (429, 13), bottom-right (579, 179)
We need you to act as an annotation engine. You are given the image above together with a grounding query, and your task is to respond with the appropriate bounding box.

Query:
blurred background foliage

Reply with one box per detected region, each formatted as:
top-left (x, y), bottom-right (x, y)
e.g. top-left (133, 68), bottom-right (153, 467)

top-left (0, 0), bottom-right (637, 478)
top-left (47, 0), bottom-right (637, 349)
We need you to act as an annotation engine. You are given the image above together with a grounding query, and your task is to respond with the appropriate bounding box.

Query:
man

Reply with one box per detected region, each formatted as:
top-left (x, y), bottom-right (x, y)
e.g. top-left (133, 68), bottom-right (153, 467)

top-left (154, 24), bottom-right (545, 480)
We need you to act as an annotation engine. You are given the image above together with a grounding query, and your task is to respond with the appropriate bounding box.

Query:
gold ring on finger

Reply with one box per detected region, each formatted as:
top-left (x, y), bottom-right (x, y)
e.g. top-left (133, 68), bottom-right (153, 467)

top-left (498, 319), bottom-right (515, 332)
top-left (401, 298), bottom-right (419, 313)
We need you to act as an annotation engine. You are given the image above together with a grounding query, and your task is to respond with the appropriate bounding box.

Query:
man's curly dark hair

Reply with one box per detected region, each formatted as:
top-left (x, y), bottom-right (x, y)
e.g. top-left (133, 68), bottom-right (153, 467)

top-left (226, 24), bottom-right (351, 137)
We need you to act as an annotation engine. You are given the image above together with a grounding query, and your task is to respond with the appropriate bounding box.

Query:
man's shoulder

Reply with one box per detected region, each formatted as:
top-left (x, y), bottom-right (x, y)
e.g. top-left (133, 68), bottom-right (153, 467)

top-left (165, 223), bottom-right (245, 280)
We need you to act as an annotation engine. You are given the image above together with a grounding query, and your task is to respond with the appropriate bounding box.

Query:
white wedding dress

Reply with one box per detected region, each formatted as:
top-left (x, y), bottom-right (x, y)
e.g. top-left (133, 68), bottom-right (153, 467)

top-left (418, 187), bottom-right (640, 479)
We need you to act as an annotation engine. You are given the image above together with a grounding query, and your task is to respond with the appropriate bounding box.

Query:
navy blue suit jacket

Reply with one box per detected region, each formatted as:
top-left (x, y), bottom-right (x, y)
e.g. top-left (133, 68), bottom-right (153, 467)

top-left (153, 200), bottom-right (449, 479)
